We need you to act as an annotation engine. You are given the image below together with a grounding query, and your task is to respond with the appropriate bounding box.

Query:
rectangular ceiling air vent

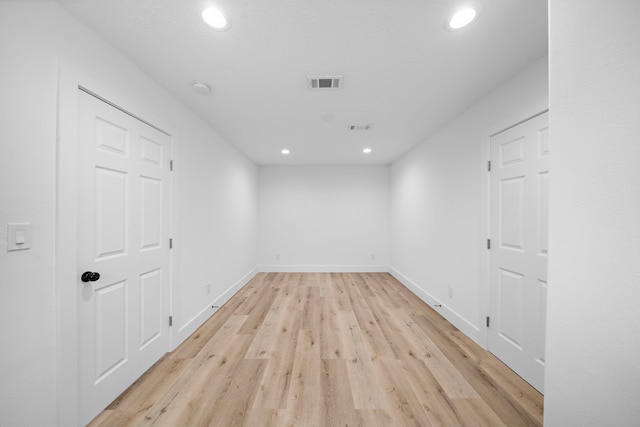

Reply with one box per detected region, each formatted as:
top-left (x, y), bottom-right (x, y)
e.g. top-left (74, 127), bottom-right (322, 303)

top-left (307, 76), bottom-right (344, 90)
top-left (348, 124), bottom-right (373, 131)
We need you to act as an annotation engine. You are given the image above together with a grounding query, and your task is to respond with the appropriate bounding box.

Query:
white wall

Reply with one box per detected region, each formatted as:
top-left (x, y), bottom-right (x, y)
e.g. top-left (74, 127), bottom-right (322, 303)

top-left (0, 1), bottom-right (257, 425)
top-left (258, 166), bottom-right (389, 271)
top-left (173, 117), bottom-right (258, 342)
top-left (389, 55), bottom-right (549, 341)
top-left (545, 1), bottom-right (640, 425)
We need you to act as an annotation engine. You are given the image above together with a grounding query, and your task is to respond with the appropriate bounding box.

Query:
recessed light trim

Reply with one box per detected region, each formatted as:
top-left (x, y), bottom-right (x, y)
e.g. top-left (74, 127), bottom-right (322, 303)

top-left (363, 148), bottom-right (372, 154)
top-left (202, 7), bottom-right (230, 31)
top-left (191, 80), bottom-right (211, 95)
top-left (445, 7), bottom-right (477, 31)
top-left (281, 149), bottom-right (290, 155)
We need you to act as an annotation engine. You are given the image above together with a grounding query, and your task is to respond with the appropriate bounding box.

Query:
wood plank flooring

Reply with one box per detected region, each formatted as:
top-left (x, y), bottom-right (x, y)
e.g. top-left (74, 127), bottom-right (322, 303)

top-left (89, 272), bottom-right (543, 426)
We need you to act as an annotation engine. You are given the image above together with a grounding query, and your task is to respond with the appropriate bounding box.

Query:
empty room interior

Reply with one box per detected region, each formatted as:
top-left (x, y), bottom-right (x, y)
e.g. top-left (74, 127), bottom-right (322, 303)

top-left (1, 0), bottom-right (639, 426)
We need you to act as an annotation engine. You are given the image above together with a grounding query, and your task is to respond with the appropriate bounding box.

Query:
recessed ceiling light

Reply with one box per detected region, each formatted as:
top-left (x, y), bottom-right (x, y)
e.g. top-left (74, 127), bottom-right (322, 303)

top-left (363, 148), bottom-right (372, 154)
top-left (191, 80), bottom-right (211, 95)
top-left (202, 7), bottom-right (230, 31)
top-left (446, 7), bottom-right (477, 31)
top-left (281, 149), bottom-right (290, 155)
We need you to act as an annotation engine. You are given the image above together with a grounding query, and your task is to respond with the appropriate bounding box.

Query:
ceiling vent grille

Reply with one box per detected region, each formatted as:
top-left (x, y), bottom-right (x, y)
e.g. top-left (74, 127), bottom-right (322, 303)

top-left (307, 76), bottom-right (343, 90)
top-left (348, 124), bottom-right (373, 131)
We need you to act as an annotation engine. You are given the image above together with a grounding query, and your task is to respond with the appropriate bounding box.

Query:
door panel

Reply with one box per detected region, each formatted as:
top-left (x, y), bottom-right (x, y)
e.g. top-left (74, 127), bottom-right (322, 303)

top-left (140, 268), bottom-right (162, 348)
top-left (94, 279), bottom-right (128, 381)
top-left (489, 111), bottom-right (549, 393)
top-left (497, 268), bottom-right (524, 350)
top-left (499, 176), bottom-right (525, 250)
top-left (538, 172), bottom-right (549, 255)
top-left (536, 279), bottom-right (548, 365)
top-left (95, 117), bottom-right (128, 156)
top-left (141, 135), bottom-right (163, 166)
top-left (77, 90), bottom-right (171, 425)
top-left (499, 136), bottom-right (525, 166)
top-left (95, 167), bottom-right (128, 259)
top-left (140, 176), bottom-right (162, 250)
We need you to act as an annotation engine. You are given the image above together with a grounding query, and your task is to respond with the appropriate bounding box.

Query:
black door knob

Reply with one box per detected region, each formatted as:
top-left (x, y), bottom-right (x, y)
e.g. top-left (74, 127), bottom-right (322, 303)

top-left (81, 271), bottom-right (101, 283)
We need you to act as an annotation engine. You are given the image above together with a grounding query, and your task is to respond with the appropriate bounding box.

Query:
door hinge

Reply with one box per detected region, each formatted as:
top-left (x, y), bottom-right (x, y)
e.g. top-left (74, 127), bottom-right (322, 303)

top-left (487, 238), bottom-right (491, 250)
top-left (486, 316), bottom-right (490, 328)
top-left (169, 238), bottom-right (173, 249)
top-left (169, 316), bottom-right (173, 327)
top-left (170, 160), bottom-right (174, 171)
top-left (487, 160), bottom-right (491, 171)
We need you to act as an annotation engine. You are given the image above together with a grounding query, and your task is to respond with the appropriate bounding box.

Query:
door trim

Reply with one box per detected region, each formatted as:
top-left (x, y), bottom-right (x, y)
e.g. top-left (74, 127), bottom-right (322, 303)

top-left (56, 63), bottom-right (176, 426)
top-left (478, 97), bottom-right (548, 348)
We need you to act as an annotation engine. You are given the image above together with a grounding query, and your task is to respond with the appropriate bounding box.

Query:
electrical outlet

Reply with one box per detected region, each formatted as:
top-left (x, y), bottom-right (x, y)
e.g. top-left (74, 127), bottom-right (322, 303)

top-left (370, 253), bottom-right (376, 260)
top-left (276, 253), bottom-right (280, 260)
top-left (207, 284), bottom-right (211, 295)
top-left (448, 286), bottom-right (454, 299)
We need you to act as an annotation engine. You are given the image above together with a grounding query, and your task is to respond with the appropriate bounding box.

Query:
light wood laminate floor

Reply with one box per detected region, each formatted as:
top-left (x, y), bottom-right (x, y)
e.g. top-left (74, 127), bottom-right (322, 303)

top-left (90, 272), bottom-right (543, 426)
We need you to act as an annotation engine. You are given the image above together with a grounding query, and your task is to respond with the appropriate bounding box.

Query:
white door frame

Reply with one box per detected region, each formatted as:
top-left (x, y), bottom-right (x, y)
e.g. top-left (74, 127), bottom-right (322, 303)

top-left (478, 97), bottom-right (549, 348)
top-left (55, 63), bottom-right (178, 426)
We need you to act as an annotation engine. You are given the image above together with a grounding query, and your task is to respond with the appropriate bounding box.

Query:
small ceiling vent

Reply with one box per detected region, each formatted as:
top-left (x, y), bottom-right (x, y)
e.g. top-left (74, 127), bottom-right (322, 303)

top-left (307, 76), bottom-right (343, 90)
top-left (348, 124), bottom-right (373, 131)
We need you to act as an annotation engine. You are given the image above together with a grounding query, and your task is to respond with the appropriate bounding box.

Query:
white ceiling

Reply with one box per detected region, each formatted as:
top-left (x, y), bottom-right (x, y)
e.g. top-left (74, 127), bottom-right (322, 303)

top-left (58, 0), bottom-right (548, 165)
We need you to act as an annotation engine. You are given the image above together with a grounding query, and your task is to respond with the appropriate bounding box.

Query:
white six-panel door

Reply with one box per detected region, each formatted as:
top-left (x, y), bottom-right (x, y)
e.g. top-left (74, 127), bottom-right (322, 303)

top-left (488, 111), bottom-right (549, 393)
top-left (77, 90), bottom-right (171, 424)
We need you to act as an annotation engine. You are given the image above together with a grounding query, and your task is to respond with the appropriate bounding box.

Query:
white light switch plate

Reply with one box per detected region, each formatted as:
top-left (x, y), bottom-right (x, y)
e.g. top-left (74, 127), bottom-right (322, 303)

top-left (7, 223), bottom-right (31, 251)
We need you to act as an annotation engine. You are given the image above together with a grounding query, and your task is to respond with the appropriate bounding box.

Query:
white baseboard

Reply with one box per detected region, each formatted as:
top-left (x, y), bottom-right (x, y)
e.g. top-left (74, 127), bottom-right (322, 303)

top-left (175, 266), bottom-right (258, 345)
top-left (259, 265), bottom-right (390, 273)
top-left (389, 267), bottom-right (481, 345)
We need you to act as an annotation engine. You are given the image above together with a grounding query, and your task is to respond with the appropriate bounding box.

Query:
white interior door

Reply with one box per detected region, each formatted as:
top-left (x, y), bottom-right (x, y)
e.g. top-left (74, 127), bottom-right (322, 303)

top-left (77, 90), bottom-right (171, 424)
top-left (488, 111), bottom-right (549, 393)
